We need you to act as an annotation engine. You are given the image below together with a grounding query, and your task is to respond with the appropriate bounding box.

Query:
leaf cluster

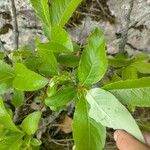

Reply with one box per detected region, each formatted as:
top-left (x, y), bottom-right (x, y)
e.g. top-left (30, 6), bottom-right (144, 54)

top-left (0, 0), bottom-right (150, 149)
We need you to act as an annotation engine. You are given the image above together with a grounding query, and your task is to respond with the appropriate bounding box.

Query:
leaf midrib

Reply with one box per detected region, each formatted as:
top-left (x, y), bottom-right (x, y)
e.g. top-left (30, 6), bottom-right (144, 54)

top-left (41, 0), bottom-right (50, 25)
top-left (88, 92), bottom-right (113, 124)
top-left (57, 0), bottom-right (76, 26)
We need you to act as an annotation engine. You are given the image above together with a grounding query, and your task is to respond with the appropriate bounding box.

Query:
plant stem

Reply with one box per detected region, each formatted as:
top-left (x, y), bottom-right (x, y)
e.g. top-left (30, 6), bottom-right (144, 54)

top-left (10, 0), bottom-right (19, 50)
top-left (119, 0), bottom-right (134, 53)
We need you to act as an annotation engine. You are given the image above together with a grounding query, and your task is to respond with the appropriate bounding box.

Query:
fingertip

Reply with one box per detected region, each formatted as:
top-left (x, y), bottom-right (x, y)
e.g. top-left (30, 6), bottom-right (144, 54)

top-left (114, 130), bottom-right (149, 150)
top-left (114, 130), bottom-right (122, 141)
top-left (143, 131), bottom-right (150, 146)
top-left (114, 130), bottom-right (133, 150)
top-left (114, 130), bottom-right (118, 141)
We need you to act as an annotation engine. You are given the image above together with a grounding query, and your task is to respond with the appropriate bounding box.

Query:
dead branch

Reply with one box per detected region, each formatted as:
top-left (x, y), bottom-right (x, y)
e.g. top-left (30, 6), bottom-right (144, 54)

top-left (10, 0), bottom-right (19, 49)
top-left (96, 0), bottom-right (114, 23)
top-left (119, 0), bottom-right (134, 53)
top-left (126, 43), bottom-right (150, 53)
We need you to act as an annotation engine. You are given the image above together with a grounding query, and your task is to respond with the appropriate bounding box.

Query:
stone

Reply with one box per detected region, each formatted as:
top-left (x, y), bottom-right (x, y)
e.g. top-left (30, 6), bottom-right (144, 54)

top-left (0, 0), bottom-right (149, 54)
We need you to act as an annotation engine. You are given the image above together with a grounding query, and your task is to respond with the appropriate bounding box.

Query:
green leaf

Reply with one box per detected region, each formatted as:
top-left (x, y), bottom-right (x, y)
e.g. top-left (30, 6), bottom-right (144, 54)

top-left (0, 97), bottom-right (21, 132)
top-left (38, 60), bottom-right (58, 77)
top-left (138, 122), bottom-right (150, 133)
top-left (37, 41), bottom-right (58, 76)
top-left (114, 52), bottom-right (128, 59)
top-left (42, 23), bottom-right (51, 40)
top-left (47, 82), bottom-right (56, 97)
top-left (0, 52), bottom-right (5, 60)
top-left (15, 48), bottom-right (40, 71)
top-left (0, 131), bottom-right (24, 150)
top-left (13, 63), bottom-right (49, 91)
top-left (86, 88), bottom-right (145, 143)
top-left (24, 55), bottom-right (42, 72)
top-left (0, 125), bottom-right (5, 137)
top-left (132, 53), bottom-right (149, 62)
top-left (31, 138), bottom-right (42, 146)
top-left (122, 66), bottom-right (138, 80)
top-left (51, 25), bottom-right (73, 51)
top-left (46, 73), bottom-right (72, 97)
top-left (57, 54), bottom-right (79, 67)
top-left (78, 28), bottom-right (107, 86)
top-left (73, 95), bottom-right (106, 150)
top-left (21, 111), bottom-right (42, 135)
top-left (73, 42), bottom-right (80, 52)
top-left (103, 78), bottom-right (150, 107)
top-left (0, 60), bottom-right (15, 93)
top-left (45, 86), bottom-right (76, 111)
top-left (108, 57), bottom-right (131, 68)
top-left (109, 87), bottom-right (150, 107)
top-left (110, 73), bottom-right (122, 83)
top-left (22, 45), bottom-right (58, 76)
top-left (131, 61), bottom-right (150, 74)
top-left (37, 42), bottom-right (70, 53)
top-left (12, 48), bottom-right (34, 63)
top-left (12, 89), bottom-right (24, 108)
top-left (30, 0), bottom-right (51, 39)
top-left (50, 0), bottom-right (82, 26)
top-left (37, 26), bottom-right (73, 53)
top-left (32, 146), bottom-right (40, 150)
top-left (30, 0), bottom-right (51, 26)
top-left (0, 82), bottom-right (13, 95)
top-left (103, 77), bottom-right (150, 90)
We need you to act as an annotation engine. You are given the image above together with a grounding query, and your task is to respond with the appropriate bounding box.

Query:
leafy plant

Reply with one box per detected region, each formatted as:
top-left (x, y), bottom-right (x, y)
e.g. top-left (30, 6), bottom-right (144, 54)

top-left (0, 97), bottom-right (41, 150)
top-left (0, 0), bottom-right (150, 149)
top-left (108, 52), bottom-right (150, 80)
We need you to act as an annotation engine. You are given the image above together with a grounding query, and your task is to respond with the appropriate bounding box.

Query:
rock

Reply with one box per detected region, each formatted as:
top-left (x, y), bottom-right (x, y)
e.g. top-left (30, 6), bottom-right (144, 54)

top-left (107, 0), bottom-right (150, 54)
top-left (0, 0), bottom-right (43, 50)
top-left (0, 0), bottom-right (150, 54)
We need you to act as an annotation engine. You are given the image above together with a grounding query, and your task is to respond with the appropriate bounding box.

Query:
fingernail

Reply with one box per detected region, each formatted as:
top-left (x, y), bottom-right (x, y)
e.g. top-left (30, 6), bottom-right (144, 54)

top-left (114, 130), bottom-right (119, 141)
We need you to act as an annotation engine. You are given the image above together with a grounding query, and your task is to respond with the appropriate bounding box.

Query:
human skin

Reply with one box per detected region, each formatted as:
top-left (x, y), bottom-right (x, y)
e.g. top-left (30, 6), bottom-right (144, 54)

top-left (114, 130), bottom-right (150, 150)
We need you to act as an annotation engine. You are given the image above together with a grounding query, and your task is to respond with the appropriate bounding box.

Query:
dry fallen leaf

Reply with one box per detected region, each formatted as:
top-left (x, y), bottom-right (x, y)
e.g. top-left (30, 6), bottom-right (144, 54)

top-left (60, 115), bottom-right (73, 134)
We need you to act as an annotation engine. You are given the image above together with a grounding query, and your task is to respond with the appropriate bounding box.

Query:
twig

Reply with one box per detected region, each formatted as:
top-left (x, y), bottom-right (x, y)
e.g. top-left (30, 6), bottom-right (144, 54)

top-left (129, 12), bottom-right (150, 30)
top-left (96, 0), bottom-right (114, 22)
top-left (40, 111), bottom-right (61, 129)
top-left (0, 39), bottom-right (6, 51)
top-left (126, 43), bottom-right (150, 53)
top-left (22, 25), bottom-right (42, 30)
top-left (50, 139), bottom-right (68, 146)
top-left (75, 11), bottom-right (96, 17)
top-left (119, 0), bottom-right (134, 53)
top-left (25, 92), bottom-right (36, 102)
top-left (10, 0), bottom-right (19, 49)
top-left (53, 139), bottom-right (73, 142)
